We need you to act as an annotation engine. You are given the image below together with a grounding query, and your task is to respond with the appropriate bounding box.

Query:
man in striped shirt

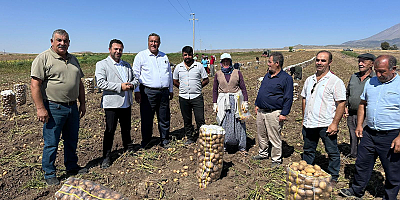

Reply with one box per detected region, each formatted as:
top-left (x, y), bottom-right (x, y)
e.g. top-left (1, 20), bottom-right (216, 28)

top-left (300, 50), bottom-right (346, 186)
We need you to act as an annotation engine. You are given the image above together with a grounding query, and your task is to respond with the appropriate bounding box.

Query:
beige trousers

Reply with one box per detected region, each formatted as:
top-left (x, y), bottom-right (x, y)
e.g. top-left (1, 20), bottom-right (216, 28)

top-left (256, 109), bottom-right (283, 163)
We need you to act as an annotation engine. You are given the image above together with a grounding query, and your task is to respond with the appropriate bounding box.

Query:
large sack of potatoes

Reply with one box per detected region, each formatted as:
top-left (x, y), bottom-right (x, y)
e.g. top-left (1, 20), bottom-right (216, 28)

top-left (196, 125), bottom-right (225, 188)
top-left (55, 177), bottom-right (126, 200)
top-left (285, 160), bottom-right (333, 200)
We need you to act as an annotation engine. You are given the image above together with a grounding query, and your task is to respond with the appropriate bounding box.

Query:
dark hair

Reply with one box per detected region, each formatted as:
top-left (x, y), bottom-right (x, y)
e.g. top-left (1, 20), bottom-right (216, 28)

top-left (52, 29), bottom-right (69, 40)
top-left (182, 46), bottom-right (193, 55)
top-left (376, 55), bottom-right (397, 70)
top-left (270, 52), bottom-right (284, 68)
top-left (148, 33), bottom-right (160, 41)
top-left (316, 50), bottom-right (332, 62)
top-left (109, 39), bottom-right (124, 49)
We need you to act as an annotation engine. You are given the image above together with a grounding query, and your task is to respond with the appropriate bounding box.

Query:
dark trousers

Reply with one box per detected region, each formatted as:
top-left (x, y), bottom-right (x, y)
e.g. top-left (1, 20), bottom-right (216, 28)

top-left (351, 126), bottom-right (400, 200)
top-left (347, 114), bottom-right (361, 157)
top-left (140, 85), bottom-right (170, 147)
top-left (178, 95), bottom-right (205, 140)
top-left (103, 107), bottom-right (132, 157)
top-left (302, 126), bottom-right (340, 181)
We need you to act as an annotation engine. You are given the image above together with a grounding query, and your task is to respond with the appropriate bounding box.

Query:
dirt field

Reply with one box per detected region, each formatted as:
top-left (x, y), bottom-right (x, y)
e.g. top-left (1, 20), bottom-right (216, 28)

top-left (1, 50), bottom-right (399, 200)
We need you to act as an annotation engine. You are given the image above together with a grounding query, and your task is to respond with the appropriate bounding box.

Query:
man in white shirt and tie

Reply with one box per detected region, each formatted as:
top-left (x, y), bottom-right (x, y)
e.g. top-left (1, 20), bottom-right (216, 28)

top-left (95, 39), bottom-right (139, 168)
top-left (133, 33), bottom-right (173, 149)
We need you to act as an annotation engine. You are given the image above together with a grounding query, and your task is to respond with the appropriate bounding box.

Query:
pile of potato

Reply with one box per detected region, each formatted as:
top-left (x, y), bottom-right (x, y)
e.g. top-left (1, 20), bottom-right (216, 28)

top-left (55, 177), bottom-right (126, 200)
top-left (286, 160), bottom-right (333, 200)
top-left (13, 84), bottom-right (26, 106)
top-left (84, 78), bottom-right (94, 94)
top-left (1, 90), bottom-right (16, 117)
top-left (195, 125), bottom-right (225, 188)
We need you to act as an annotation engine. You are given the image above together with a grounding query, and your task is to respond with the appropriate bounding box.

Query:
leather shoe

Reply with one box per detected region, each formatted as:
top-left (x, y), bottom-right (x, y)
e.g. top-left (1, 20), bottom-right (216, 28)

top-left (252, 154), bottom-right (267, 160)
top-left (67, 167), bottom-right (88, 176)
top-left (45, 177), bottom-right (60, 186)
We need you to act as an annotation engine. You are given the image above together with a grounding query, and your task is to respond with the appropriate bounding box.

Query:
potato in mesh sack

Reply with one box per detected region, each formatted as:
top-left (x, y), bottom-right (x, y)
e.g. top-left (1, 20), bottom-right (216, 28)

top-left (195, 125), bottom-right (225, 188)
top-left (55, 177), bottom-right (126, 200)
top-left (285, 161), bottom-right (333, 200)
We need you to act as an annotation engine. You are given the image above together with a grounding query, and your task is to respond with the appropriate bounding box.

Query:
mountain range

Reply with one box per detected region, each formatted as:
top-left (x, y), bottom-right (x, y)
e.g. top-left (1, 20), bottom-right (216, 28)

top-left (342, 23), bottom-right (400, 48)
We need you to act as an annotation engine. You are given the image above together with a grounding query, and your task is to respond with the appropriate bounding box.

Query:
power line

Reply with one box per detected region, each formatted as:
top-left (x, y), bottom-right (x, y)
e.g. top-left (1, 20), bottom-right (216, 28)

top-left (166, 0), bottom-right (187, 20)
top-left (176, 0), bottom-right (189, 15)
top-left (185, 0), bottom-right (193, 13)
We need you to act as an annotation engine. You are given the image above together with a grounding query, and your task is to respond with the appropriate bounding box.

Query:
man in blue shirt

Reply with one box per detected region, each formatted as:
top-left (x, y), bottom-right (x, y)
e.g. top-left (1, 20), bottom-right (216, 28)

top-left (253, 52), bottom-right (293, 167)
top-left (341, 55), bottom-right (400, 200)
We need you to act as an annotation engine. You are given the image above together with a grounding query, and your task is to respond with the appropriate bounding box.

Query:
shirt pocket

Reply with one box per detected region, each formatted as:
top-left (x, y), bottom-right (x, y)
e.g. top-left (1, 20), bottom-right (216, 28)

top-left (384, 91), bottom-right (400, 108)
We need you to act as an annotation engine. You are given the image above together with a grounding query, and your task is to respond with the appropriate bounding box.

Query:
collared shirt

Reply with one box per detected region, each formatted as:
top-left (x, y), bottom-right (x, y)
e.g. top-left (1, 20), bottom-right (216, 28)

top-left (109, 56), bottom-right (130, 108)
top-left (173, 61), bottom-right (208, 99)
top-left (346, 71), bottom-right (375, 114)
top-left (361, 74), bottom-right (400, 131)
top-left (31, 48), bottom-right (84, 103)
top-left (301, 71), bottom-right (346, 128)
top-left (255, 70), bottom-right (293, 116)
top-left (133, 49), bottom-right (172, 92)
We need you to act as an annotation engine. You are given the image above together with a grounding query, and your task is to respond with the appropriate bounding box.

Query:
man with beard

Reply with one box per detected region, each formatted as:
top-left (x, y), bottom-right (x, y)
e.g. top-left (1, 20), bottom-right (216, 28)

top-left (344, 53), bottom-right (376, 158)
top-left (341, 55), bottom-right (400, 200)
top-left (301, 50), bottom-right (346, 186)
top-left (31, 29), bottom-right (87, 185)
top-left (253, 52), bottom-right (293, 168)
top-left (173, 46), bottom-right (209, 144)
top-left (133, 33), bottom-right (173, 149)
top-left (95, 39), bottom-right (139, 168)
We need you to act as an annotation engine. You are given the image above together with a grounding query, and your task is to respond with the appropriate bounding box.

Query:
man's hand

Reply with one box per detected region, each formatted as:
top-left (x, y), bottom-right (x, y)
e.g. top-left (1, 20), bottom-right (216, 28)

top-left (37, 107), bottom-right (49, 123)
top-left (391, 135), bottom-right (400, 153)
top-left (255, 106), bottom-right (259, 114)
top-left (278, 115), bottom-right (287, 122)
top-left (355, 125), bottom-right (364, 137)
top-left (79, 103), bottom-right (86, 118)
top-left (343, 107), bottom-right (349, 118)
top-left (327, 123), bottom-right (339, 136)
top-left (169, 92), bottom-right (173, 100)
top-left (121, 83), bottom-right (133, 91)
top-left (134, 92), bottom-right (141, 103)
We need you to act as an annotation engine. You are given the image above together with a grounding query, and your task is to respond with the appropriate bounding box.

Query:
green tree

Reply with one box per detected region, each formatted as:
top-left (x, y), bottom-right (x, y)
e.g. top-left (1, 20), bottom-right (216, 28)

top-left (392, 44), bottom-right (398, 50)
top-left (289, 46), bottom-right (294, 52)
top-left (381, 42), bottom-right (390, 50)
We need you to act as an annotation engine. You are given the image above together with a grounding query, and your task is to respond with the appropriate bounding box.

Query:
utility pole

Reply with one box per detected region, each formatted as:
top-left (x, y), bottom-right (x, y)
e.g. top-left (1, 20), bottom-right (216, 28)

top-left (189, 13), bottom-right (198, 52)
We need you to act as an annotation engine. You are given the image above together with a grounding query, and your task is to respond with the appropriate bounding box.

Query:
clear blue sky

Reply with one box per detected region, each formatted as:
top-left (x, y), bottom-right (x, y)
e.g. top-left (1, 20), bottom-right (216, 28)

top-left (1, 0), bottom-right (399, 54)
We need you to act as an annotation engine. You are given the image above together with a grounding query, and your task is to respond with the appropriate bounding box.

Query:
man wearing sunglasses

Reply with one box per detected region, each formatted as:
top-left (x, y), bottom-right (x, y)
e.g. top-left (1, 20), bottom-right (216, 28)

top-left (300, 50), bottom-right (346, 187)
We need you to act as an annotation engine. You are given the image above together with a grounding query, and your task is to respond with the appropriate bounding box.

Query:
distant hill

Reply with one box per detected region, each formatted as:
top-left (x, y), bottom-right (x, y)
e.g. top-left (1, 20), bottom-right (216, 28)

top-left (342, 23), bottom-right (400, 48)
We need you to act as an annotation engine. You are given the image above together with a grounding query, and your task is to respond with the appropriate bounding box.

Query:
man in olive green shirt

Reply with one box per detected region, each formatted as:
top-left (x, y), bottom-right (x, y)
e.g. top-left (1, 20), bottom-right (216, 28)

top-left (31, 29), bottom-right (87, 186)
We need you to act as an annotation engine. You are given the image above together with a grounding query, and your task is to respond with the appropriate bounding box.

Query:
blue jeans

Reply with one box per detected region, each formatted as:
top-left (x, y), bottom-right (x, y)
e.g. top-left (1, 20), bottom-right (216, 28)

top-left (302, 126), bottom-right (340, 181)
top-left (42, 101), bottom-right (80, 179)
top-left (351, 126), bottom-right (400, 200)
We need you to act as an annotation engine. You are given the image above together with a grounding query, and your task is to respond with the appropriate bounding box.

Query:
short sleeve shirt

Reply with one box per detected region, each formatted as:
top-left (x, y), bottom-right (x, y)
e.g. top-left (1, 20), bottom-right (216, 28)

top-left (301, 71), bottom-right (346, 128)
top-left (173, 61), bottom-right (208, 99)
top-left (31, 48), bottom-right (84, 102)
top-left (361, 75), bottom-right (400, 130)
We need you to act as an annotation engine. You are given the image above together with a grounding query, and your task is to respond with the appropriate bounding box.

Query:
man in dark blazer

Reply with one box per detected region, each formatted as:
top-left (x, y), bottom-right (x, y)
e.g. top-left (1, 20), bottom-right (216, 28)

top-left (95, 39), bottom-right (139, 168)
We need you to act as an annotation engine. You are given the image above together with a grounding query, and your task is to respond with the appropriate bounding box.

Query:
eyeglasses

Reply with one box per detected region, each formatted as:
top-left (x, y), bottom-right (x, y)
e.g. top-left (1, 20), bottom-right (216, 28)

top-left (311, 82), bottom-right (317, 94)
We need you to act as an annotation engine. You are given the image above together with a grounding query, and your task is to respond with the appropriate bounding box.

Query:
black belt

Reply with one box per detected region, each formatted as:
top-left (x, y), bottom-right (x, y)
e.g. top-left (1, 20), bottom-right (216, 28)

top-left (142, 84), bottom-right (168, 91)
top-left (259, 108), bottom-right (276, 112)
top-left (47, 100), bottom-right (77, 106)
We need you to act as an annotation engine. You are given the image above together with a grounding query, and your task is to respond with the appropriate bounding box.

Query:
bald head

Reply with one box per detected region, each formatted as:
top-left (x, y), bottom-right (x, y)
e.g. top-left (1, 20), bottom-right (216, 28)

top-left (375, 55), bottom-right (397, 70)
top-left (374, 55), bottom-right (397, 83)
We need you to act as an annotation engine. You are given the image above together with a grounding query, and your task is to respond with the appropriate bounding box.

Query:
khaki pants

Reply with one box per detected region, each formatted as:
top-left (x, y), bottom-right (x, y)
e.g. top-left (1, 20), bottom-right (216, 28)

top-left (256, 109), bottom-right (283, 163)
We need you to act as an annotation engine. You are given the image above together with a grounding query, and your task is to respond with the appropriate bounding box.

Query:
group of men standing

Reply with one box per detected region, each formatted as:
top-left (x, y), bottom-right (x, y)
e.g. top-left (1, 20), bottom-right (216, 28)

top-left (30, 29), bottom-right (400, 199)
